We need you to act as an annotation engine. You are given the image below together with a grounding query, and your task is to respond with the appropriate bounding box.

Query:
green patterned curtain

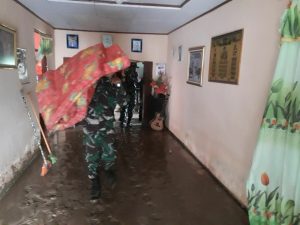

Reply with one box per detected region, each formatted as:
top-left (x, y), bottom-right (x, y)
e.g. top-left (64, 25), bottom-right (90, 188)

top-left (247, 1), bottom-right (300, 225)
top-left (39, 36), bottom-right (53, 57)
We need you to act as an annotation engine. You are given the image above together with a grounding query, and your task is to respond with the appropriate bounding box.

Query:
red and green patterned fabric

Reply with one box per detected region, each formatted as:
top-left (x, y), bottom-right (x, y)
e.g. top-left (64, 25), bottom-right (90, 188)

top-left (36, 43), bottom-right (130, 131)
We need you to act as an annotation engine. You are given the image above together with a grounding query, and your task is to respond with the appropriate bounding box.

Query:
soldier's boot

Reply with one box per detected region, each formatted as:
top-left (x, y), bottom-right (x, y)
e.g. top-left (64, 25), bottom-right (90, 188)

top-left (119, 107), bottom-right (126, 124)
top-left (105, 170), bottom-right (117, 189)
top-left (90, 176), bottom-right (101, 201)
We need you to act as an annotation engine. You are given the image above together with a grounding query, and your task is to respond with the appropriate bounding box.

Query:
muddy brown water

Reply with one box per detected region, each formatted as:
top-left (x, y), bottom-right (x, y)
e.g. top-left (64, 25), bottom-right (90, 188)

top-left (0, 125), bottom-right (248, 225)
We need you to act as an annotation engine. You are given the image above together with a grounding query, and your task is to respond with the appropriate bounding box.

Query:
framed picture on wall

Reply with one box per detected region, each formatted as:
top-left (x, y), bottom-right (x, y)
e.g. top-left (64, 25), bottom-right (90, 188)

top-left (102, 34), bottom-right (113, 48)
top-left (66, 34), bottom-right (79, 49)
top-left (208, 29), bottom-right (243, 84)
top-left (187, 46), bottom-right (205, 86)
top-left (155, 63), bottom-right (166, 76)
top-left (0, 24), bottom-right (16, 68)
top-left (131, 39), bottom-right (142, 53)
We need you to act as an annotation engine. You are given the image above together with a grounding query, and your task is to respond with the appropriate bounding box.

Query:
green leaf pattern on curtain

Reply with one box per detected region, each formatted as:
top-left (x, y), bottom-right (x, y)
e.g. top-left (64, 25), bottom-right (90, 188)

top-left (263, 79), bottom-right (300, 133)
top-left (247, 1), bottom-right (300, 225)
top-left (39, 36), bottom-right (53, 56)
top-left (280, 1), bottom-right (300, 38)
top-left (248, 177), bottom-right (300, 225)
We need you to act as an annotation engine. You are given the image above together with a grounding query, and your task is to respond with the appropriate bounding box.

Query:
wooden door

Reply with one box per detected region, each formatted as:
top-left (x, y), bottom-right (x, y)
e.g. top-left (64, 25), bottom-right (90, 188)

top-left (141, 61), bottom-right (153, 125)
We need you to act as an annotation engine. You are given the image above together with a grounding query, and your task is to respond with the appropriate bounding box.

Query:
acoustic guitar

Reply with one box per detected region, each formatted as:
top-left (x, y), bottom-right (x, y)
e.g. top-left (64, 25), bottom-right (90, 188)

top-left (150, 113), bottom-right (164, 131)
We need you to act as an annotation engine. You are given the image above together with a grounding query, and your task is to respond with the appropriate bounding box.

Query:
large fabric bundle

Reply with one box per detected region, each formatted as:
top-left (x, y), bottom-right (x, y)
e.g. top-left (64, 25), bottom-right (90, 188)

top-left (36, 43), bottom-right (130, 131)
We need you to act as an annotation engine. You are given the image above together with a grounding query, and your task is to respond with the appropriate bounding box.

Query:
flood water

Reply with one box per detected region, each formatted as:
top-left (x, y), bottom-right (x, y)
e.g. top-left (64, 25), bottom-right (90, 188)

top-left (0, 125), bottom-right (248, 225)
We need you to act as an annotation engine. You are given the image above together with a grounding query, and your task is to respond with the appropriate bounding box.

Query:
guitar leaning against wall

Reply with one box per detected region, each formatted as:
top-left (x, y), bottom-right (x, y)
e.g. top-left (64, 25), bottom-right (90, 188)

top-left (149, 94), bottom-right (168, 131)
top-left (149, 72), bottom-right (169, 131)
top-left (150, 112), bottom-right (164, 131)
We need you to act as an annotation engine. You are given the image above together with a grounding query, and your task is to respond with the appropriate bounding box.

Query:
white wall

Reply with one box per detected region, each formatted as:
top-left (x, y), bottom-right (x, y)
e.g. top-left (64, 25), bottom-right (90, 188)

top-left (167, 0), bottom-right (286, 204)
top-left (54, 30), bottom-right (168, 75)
top-left (0, 0), bottom-right (54, 194)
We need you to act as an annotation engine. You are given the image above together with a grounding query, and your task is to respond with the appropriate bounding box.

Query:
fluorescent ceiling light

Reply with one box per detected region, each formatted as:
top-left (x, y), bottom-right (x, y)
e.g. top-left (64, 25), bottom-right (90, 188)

top-left (47, 0), bottom-right (181, 10)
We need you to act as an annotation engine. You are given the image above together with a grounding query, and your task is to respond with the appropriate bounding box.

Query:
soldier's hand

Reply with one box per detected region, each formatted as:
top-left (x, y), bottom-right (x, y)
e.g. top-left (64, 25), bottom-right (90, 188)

top-left (111, 76), bottom-right (121, 85)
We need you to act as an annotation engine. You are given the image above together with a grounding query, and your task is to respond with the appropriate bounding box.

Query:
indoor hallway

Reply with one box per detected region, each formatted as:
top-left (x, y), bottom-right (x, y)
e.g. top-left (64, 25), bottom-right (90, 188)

top-left (0, 126), bottom-right (249, 225)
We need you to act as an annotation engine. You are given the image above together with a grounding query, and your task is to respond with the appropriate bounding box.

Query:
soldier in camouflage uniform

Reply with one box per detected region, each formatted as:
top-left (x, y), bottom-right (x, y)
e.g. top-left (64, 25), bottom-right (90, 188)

top-left (83, 74), bottom-right (127, 200)
top-left (119, 63), bottom-right (138, 127)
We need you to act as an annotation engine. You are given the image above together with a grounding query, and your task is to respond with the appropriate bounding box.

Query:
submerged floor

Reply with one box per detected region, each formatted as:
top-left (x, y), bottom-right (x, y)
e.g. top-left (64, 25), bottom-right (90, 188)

top-left (0, 125), bottom-right (249, 225)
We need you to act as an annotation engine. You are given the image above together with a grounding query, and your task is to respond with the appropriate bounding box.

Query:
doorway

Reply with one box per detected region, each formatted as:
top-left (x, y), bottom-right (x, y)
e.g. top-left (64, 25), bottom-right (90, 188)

top-left (140, 61), bottom-right (153, 125)
top-left (114, 61), bottom-right (153, 127)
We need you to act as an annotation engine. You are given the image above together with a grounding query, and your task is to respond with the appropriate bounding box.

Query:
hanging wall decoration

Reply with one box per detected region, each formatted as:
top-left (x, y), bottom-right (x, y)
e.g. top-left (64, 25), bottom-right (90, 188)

top-left (155, 63), bottom-right (166, 77)
top-left (131, 39), bottom-right (142, 52)
top-left (208, 29), bottom-right (243, 84)
top-left (102, 34), bottom-right (113, 48)
top-left (187, 46), bottom-right (205, 86)
top-left (178, 45), bottom-right (182, 62)
top-left (17, 48), bottom-right (29, 84)
top-left (66, 34), bottom-right (79, 49)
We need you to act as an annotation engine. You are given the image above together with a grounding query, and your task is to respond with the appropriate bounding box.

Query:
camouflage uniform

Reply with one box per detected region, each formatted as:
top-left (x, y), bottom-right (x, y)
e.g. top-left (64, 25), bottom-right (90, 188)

top-left (119, 64), bottom-right (138, 126)
top-left (83, 76), bottom-right (127, 179)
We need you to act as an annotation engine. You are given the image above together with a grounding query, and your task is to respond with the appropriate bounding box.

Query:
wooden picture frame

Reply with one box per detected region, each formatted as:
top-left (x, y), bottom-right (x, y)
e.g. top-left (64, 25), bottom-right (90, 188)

top-left (131, 39), bottom-right (142, 53)
top-left (187, 46), bottom-right (205, 86)
top-left (66, 34), bottom-right (79, 49)
top-left (0, 24), bottom-right (16, 68)
top-left (208, 29), bottom-right (243, 84)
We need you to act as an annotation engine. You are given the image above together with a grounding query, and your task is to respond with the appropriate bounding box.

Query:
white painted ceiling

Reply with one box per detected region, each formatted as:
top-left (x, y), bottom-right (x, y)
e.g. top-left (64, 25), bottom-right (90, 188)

top-left (17, 0), bottom-right (228, 34)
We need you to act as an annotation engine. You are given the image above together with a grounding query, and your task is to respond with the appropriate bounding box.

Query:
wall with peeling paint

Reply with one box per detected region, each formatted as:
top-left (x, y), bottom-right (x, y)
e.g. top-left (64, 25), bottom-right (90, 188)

top-left (0, 0), bottom-right (54, 196)
top-left (166, 0), bottom-right (287, 204)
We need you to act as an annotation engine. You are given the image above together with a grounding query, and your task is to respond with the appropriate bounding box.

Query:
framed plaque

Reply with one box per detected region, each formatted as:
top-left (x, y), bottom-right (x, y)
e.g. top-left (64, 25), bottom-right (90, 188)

top-left (208, 29), bottom-right (243, 84)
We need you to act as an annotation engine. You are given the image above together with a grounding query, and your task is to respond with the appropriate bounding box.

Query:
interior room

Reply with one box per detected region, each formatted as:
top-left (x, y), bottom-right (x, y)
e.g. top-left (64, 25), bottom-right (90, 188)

top-left (0, 0), bottom-right (299, 224)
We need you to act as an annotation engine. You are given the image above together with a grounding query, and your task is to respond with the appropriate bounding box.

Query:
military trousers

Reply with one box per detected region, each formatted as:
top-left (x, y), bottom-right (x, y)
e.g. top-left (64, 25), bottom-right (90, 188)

top-left (83, 125), bottom-right (116, 179)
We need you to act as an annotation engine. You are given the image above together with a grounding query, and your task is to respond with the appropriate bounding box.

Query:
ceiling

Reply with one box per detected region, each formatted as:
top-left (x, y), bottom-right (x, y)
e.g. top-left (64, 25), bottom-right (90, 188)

top-left (16, 0), bottom-right (229, 34)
